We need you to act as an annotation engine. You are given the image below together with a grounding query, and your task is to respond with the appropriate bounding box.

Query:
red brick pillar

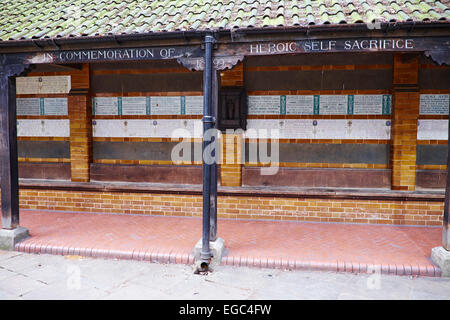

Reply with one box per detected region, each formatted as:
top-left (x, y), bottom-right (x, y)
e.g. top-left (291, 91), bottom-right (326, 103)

top-left (68, 64), bottom-right (92, 182)
top-left (220, 133), bottom-right (243, 187)
top-left (219, 62), bottom-right (244, 187)
top-left (390, 54), bottom-right (420, 191)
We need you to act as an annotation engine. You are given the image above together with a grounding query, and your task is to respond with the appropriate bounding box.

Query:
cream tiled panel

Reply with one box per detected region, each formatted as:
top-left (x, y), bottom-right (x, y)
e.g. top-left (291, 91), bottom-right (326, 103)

top-left (246, 119), bottom-right (391, 140)
top-left (417, 120), bottom-right (448, 140)
top-left (92, 119), bottom-right (203, 138)
top-left (17, 119), bottom-right (70, 137)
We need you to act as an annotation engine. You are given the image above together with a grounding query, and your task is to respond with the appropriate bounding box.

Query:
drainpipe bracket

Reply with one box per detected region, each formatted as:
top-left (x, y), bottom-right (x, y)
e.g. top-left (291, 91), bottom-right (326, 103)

top-left (201, 34), bottom-right (217, 50)
top-left (193, 237), bottom-right (226, 271)
top-left (201, 115), bottom-right (216, 124)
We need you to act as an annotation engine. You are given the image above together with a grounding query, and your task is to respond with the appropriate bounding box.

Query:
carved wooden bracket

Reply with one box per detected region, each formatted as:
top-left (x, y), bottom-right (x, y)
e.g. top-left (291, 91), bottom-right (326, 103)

top-left (0, 54), bottom-right (31, 84)
top-left (177, 55), bottom-right (244, 71)
top-left (424, 50), bottom-right (450, 66)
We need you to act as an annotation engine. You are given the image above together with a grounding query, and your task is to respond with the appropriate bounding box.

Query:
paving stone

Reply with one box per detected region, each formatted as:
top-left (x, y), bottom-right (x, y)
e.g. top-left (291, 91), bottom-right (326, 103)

top-left (1, 254), bottom-right (450, 300)
top-left (163, 278), bottom-right (253, 300)
top-left (78, 261), bottom-right (151, 291)
top-left (0, 267), bottom-right (16, 281)
top-left (0, 274), bottom-right (47, 297)
top-left (0, 288), bottom-right (18, 300)
top-left (21, 264), bottom-right (68, 285)
top-left (0, 254), bottom-right (46, 273)
top-left (20, 280), bottom-right (109, 300)
top-left (102, 283), bottom-right (172, 300)
top-left (0, 251), bottom-right (22, 262)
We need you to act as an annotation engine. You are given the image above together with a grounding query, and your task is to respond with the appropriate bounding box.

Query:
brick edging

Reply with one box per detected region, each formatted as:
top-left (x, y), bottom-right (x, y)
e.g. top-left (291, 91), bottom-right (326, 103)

top-left (15, 242), bottom-right (441, 277)
top-left (15, 242), bottom-right (195, 265)
top-left (221, 256), bottom-right (442, 277)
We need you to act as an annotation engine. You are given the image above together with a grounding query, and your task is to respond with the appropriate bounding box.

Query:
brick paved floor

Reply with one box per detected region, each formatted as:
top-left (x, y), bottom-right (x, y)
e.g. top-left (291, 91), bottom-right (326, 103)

top-left (3, 209), bottom-right (443, 276)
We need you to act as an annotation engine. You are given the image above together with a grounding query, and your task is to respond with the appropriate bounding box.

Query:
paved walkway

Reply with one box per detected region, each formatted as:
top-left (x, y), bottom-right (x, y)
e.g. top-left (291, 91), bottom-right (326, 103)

top-left (3, 209), bottom-right (443, 277)
top-left (1, 251), bottom-right (450, 300)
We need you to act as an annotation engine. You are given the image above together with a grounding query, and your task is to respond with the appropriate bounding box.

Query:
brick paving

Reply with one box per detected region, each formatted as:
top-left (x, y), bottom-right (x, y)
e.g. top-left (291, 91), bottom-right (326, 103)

top-left (3, 209), bottom-right (443, 277)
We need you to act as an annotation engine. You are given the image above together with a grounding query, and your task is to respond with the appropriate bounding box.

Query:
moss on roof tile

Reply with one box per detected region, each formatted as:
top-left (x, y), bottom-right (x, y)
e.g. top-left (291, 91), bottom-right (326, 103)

top-left (0, 0), bottom-right (448, 41)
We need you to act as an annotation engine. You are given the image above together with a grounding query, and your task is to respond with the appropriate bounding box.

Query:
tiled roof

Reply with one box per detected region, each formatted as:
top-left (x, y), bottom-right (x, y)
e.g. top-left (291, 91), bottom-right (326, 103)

top-left (0, 0), bottom-right (449, 41)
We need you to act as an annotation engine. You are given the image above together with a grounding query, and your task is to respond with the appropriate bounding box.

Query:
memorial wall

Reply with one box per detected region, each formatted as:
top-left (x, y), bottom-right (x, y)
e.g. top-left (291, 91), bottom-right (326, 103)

top-left (15, 53), bottom-right (450, 189)
top-left (242, 53), bottom-right (392, 188)
top-left (87, 61), bottom-right (204, 183)
top-left (415, 56), bottom-right (450, 189)
top-left (15, 72), bottom-right (71, 180)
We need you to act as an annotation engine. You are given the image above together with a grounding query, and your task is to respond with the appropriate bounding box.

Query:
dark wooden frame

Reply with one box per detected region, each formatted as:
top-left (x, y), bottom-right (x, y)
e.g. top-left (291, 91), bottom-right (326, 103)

top-left (0, 59), bottom-right (30, 229)
top-left (217, 87), bottom-right (247, 132)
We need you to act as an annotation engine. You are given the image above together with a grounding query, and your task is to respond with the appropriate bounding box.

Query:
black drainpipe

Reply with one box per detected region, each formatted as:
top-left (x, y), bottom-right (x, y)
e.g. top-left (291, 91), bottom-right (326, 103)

top-left (200, 33), bottom-right (216, 266)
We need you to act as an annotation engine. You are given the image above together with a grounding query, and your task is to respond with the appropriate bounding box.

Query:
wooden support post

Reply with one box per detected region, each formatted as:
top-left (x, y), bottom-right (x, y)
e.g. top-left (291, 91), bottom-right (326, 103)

top-left (0, 56), bottom-right (30, 250)
top-left (0, 59), bottom-right (29, 230)
top-left (0, 74), bottom-right (19, 229)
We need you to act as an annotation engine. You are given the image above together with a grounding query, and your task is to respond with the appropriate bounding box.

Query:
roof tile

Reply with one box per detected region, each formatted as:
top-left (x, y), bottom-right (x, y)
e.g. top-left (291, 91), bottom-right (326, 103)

top-left (0, 0), bottom-right (448, 41)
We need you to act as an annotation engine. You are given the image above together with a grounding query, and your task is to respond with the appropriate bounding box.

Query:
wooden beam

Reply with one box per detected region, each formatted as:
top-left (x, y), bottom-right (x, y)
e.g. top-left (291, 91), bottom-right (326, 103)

top-left (21, 37), bottom-right (450, 66)
top-left (1, 77), bottom-right (16, 227)
top-left (0, 76), bottom-right (19, 229)
top-left (0, 59), bottom-right (30, 229)
top-left (54, 63), bottom-right (83, 71)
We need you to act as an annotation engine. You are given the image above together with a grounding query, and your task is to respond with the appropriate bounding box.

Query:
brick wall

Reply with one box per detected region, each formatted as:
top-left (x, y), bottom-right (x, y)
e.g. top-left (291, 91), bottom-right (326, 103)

top-left (16, 188), bottom-right (443, 226)
top-left (17, 56), bottom-right (450, 190)
top-left (220, 62), bottom-right (244, 87)
top-left (391, 53), bottom-right (420, 191)
top-left (220, 133), bottom-right (243, 186)
top-left (68, 64), bottom-right (92, 182)
top-left (219, 62), bottom-right (244, 186)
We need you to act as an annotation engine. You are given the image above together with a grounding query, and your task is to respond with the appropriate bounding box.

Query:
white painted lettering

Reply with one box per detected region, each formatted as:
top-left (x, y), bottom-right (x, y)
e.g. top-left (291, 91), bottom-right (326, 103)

top-left (311, 41), bottom-right (319, 51)
top-left (351, 40), bottom-right (360, 50)
top-left (395, 39), bottom-right (404, 48)
top-left (329, 40), bottom-right (336, 50)
top-left (405, 39), bottom-right (413, 49)
top-left (289, 42), bottom-right (296, 51)
top-left (269, 43), bottom-right (276, 53)
top-left (344, 40), bottom-right (351, 50)
top-left (360, 40), bottom-right (369, 49)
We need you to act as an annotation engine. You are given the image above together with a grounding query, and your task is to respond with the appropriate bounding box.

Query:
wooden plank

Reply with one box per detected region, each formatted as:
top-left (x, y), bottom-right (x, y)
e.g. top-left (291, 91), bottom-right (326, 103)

top-left (22, 36), bottom-right (450, 65)
top-left (0, 60), bottom-right (30, 229)
top-left (0, 73), bottom-right (19, 228)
